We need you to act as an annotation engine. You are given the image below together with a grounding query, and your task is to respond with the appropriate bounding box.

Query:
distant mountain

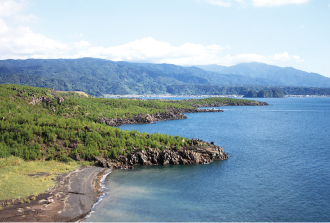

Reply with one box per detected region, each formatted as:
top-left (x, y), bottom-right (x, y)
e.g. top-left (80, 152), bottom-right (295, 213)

top-left (196, 62), bottom-right (330, 88)
top-left (0, 58), bottom-right (276, 96)
top-left (1, 58), bottom-right (330, 96)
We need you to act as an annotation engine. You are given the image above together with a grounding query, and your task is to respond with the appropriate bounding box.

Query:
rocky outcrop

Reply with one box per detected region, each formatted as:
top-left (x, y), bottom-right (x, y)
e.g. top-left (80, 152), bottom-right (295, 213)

top-left (98, 108), bottom-right (223, 126)
top-left (95, 139), bottom-right (228, 169)
top-left (29, 95), bottom-right (53, 105)
top-left (187, 100), bottom-right (269, 107)
top-left (28, 90), bottom-right (65, 106)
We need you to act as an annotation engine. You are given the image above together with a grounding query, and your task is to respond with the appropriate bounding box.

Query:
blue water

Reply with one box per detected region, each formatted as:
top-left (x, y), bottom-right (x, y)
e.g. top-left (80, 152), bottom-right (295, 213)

top-left (86, 97), bottom-right (330, 222)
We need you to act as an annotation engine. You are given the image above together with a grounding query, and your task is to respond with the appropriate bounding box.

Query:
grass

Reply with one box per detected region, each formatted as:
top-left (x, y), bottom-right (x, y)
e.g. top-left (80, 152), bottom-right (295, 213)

top-left (0, 156), bottom-right (79, 200)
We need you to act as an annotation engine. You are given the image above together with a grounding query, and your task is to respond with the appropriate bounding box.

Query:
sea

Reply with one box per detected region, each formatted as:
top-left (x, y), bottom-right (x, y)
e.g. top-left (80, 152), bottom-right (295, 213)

top-left (85, 97), bottom-right (330, 222)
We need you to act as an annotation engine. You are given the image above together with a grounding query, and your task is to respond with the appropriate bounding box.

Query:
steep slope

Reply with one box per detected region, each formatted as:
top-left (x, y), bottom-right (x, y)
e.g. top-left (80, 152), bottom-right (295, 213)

top-left (196, 62), bottom-right (330, 88)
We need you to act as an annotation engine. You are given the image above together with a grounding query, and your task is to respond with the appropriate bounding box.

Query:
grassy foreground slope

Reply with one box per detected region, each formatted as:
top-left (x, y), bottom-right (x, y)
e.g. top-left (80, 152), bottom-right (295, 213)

top-left (0, 156), bottom-right (78, 201)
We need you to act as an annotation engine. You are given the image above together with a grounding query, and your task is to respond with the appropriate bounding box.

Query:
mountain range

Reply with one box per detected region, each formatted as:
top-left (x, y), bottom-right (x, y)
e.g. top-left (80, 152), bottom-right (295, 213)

top-left (196, 63), bottom-right (330, 88)
top-left (0, 58), bottom-right (330, 96)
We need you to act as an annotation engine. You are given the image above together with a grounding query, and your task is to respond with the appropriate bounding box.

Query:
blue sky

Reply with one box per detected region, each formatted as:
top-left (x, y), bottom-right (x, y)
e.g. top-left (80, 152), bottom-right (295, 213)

top-left (0, 0), bottom-right (330, 77)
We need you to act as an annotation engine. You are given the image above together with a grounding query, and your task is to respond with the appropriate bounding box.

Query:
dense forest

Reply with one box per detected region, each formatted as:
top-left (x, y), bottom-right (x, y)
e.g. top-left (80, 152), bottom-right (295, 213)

top-left (1, 58), bottom-right (330, 97)
top-left (243, 89), bottom-right (285, 98)
top-left (0, 84), bottom-right (258, 163)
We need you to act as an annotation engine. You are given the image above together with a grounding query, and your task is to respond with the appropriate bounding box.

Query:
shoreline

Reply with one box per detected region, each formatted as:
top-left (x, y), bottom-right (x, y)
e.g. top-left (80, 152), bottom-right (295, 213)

top-left (1, 140), bottom-right (228, 222)
top-left (81, 168), bottom-right (112, 222)
top-left (0, 166), bottom-right (108, 222)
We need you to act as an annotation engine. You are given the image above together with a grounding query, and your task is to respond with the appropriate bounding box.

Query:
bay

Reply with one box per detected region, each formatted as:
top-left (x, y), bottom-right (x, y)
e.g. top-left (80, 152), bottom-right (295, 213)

top-left (86, 97), bottom-right (330, 222)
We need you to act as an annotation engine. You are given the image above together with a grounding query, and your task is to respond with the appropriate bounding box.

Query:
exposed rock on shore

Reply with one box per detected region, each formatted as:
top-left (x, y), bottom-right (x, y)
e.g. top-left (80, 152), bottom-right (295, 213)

top-left (186, 100), bottom-right (269, 107)
top-left (98, 108), bottom-right (223, 126)
top-left (95, 139), bottom-right (228, 169)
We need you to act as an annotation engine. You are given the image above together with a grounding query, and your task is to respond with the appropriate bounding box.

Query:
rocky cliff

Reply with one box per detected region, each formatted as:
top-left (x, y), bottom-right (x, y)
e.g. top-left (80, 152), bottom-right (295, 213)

top-left (98, 108), bottom-right (223, 126)
top-left (187, 100), bottom-right (269, 107)
top-left (94, 138), bottom-right (228, 169)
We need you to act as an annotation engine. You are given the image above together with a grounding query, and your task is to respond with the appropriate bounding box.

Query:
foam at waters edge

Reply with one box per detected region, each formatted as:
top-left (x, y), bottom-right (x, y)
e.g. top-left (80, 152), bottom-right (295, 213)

top-left (82, 168), bottom-right (112, 221)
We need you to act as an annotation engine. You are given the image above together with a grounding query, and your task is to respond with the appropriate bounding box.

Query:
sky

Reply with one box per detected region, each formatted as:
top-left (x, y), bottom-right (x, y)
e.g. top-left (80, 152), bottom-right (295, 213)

top-left (0, 0), bottom-right (330, 77)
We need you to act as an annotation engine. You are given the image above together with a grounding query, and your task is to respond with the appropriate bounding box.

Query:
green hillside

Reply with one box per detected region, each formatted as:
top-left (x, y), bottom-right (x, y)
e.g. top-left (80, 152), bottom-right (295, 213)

top-left (1, 58), bottom-right (330, 96)
top-left (0, 84), bottom-right (258, 162)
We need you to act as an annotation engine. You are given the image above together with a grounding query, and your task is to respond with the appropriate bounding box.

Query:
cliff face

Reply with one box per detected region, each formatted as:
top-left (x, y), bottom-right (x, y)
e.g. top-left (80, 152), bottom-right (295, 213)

top-left (189, 100), bottom-right (269, 107)
top-left (98, 108), bottom-right (223, 126)
top-left (95, 139), bottom-right (229, 169)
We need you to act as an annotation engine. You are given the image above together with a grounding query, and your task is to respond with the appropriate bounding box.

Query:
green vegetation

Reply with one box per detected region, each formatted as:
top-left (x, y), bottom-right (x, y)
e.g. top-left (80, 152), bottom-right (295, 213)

top-left (243, 89), bottom-right (285, 98)
top-left (1, 58), bottom-right (330, 97)
top-left (0, 84), bottom-right (263, 201)
top-left (0, 84), bottom-right (261, 163)
top-left (177, 97), bottom-right (256, 106)
top-left (0, 156), bottom-right (78, 200)
top-left (2, 84), bottom-right (240, 162)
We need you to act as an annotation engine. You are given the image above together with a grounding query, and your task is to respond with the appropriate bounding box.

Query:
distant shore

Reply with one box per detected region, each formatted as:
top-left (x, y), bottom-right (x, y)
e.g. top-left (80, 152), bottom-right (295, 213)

top-left (104, 94), bottom-right (330, 98)
top-left (103, 94), bottom-right (244, 98)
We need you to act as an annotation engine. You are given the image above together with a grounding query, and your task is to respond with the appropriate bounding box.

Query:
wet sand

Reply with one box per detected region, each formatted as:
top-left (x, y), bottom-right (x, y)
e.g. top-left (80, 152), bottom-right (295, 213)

top-left (0, 166), bottom-right (107, 222)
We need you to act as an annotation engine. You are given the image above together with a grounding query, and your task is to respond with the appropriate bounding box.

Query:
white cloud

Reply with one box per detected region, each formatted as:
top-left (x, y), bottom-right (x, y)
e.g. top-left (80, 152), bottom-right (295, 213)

top-left (73, 37), bottom-right (303, 66)
top-left (0, 0), bottom-right (38, 23)
top-left (0, 23), bottom-right (70, 59)
top-left (74, 37), bottom-right (229, 64)
top-left (0, 19), bottom-right (304, 67)
top-left (251, 0), bottom-right (309, 7)
top-left (291, 55), bottom-right (304, 62)
top-left (0, 18), bottom-right (9, 34)
top-left (0, 0), bottom-right (27, 17)
top-left (0, 1), bottom-right (304, 67)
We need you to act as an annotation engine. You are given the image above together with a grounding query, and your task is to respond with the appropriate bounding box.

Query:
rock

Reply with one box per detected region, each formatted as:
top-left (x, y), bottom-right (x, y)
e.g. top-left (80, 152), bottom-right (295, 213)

top-left (96, 107), bottom-right (225, 127)
top-left (84, 126), bottom-right (93, 132)
top-left (101, 139), bottom-right (228, 169)
top-left (72, 153), bottom-right (84, 162)
top-left (57, 96), bottom-right (65, 104)
top-left (95, 156), bottom-right (109, 168)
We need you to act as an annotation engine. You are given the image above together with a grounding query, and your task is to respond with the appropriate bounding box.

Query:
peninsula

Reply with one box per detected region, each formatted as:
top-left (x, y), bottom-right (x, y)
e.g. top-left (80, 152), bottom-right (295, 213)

top-left (0, 84), bottom-right (268, 221)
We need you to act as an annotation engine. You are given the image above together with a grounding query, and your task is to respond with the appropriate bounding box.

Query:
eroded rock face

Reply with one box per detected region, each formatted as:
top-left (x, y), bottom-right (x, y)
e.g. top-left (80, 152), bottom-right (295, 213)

top-left (29, 90), bottom-right (65, 106)
top-left (98, 108), bottom-right (223, 126)
top-left (29, 95), bottom-right (53, 106)
top-left (189, 101), bottom-right (269, 107)
top-left (99, 140), bottom-right (228, 169)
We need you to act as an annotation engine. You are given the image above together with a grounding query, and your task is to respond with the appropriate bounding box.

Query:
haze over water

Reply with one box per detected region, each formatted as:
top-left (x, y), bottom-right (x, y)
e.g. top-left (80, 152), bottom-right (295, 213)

top-left (86, 97), bottom-right (330, 222)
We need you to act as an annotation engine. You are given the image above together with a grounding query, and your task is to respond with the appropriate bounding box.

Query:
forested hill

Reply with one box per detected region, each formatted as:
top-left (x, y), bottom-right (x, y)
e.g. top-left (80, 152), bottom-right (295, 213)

top-left (196, 62), bottom-right (330, 88)
top-left (1, 58), bottom-right (330, 96)
top-left (0, 58), bottom-right (277, 96)
top-left (0, 84), bottom-right (263, 164)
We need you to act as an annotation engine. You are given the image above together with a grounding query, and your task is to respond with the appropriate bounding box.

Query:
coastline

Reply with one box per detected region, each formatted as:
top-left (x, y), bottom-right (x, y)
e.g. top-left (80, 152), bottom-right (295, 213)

top-left (81, 168), bottom-right (112, 222)
top-left (0, 166), bottom-right (108, 222)
top-left (0, 141), bottom-right (229, 222)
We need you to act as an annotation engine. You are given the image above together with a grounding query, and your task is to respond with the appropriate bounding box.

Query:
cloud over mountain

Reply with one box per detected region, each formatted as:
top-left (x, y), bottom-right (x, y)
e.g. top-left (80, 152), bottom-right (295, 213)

top-left (0, 0), bottom-right (304, 68)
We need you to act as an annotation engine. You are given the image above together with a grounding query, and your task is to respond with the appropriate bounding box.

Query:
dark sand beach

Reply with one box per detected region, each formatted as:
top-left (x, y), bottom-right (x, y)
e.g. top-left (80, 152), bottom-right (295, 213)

top-left (0, 166), bottom-right (107, 222)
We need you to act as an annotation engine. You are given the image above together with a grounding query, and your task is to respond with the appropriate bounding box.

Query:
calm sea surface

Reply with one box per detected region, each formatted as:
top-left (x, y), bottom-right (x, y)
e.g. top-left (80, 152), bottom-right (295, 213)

top-left (86, 97), bottom-right (330, 222)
